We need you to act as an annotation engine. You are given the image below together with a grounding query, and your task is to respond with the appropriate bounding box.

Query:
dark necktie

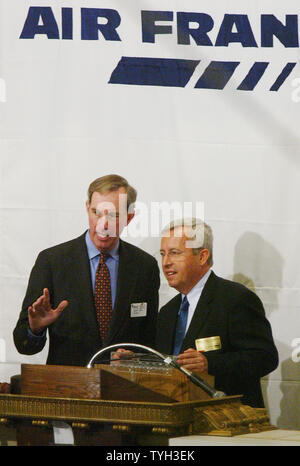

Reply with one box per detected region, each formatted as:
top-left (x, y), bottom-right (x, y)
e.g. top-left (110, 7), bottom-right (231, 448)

top-left (94, 253), bottom-right (112, 342)
top-left (173, 296), bottom-right (189, 356)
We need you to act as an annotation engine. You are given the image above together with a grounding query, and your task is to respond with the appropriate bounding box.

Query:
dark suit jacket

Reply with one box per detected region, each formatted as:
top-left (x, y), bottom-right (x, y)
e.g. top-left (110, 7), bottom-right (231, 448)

top-left (13, 233), bottom-right (160, 367)
top-left (156, 271), bottom-right (278, 407)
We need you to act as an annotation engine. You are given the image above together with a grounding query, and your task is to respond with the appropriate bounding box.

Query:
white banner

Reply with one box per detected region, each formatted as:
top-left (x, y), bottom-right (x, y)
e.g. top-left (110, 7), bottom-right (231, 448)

top-left (0, 0), bottom-right (300, 430)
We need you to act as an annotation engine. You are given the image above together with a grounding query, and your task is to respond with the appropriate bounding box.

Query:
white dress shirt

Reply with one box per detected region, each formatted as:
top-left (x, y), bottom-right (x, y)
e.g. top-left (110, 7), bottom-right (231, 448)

top-left (183, 269), bottom-right (212, 335)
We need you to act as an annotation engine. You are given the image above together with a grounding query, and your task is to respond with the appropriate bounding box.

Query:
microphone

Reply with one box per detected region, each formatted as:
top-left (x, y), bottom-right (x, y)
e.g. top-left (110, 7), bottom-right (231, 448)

top-left (87, 343), bottom-right (226, 399)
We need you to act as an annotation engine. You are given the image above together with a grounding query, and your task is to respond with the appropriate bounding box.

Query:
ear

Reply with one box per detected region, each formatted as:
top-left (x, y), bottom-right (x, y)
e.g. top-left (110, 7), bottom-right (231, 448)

top-left (199, 248), bottom-right (210, 266)
top-left (126, 212), bottom-right (135, 225)
top-left (85, 201), bottom-right (90, 213)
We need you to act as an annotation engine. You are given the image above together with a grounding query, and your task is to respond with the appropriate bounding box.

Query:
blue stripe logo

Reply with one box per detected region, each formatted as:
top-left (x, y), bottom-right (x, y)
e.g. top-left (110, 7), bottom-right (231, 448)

top-left (109, 57), bottom-right (297, 91)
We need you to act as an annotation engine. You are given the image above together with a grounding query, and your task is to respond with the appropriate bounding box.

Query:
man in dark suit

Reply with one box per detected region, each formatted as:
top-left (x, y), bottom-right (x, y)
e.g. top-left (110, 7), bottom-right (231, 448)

top-left (14, 175), bottom-right (160, 367)
top-left (156, 218), bottom-right (278, 407)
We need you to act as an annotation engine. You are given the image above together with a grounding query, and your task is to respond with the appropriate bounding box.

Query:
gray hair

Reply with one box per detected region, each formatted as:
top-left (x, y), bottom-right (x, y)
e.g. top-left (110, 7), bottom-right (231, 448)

top-left (162, 218), bottom-right (213, 266)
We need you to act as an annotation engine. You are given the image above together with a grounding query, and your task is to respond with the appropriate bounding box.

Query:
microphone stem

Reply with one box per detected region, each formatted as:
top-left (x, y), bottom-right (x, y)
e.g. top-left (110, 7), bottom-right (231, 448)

top-left (87, 343), bottom-right (226, 399)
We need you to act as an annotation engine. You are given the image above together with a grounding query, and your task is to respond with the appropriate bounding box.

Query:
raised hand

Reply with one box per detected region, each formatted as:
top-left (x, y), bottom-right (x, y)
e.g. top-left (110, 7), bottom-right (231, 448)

top-left (28, 288), bottom-right (68, 334)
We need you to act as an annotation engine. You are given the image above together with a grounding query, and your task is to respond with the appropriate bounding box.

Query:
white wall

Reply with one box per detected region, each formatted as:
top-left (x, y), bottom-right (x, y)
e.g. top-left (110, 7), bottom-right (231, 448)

top-left (1, 0), bottom-right (300, 429)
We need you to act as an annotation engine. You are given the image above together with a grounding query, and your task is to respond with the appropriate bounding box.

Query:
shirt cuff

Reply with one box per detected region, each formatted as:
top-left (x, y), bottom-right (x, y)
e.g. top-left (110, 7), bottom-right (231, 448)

top-left (27, 326), bottom-right (47, 341)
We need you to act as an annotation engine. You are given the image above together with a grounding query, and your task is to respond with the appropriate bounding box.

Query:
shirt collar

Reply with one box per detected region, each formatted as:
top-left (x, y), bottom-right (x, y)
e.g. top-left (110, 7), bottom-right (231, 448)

top-left (85, 230), bottom-right (120, 261)
top-left (183, 269), bottom-right (212, 304)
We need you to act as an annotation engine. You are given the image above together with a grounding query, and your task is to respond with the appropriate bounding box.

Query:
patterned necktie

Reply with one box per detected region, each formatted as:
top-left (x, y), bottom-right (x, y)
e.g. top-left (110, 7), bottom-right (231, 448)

top-left (173, 296), bottom-right (189, 356)
top-left (94, 253), bottom-right (112, 342)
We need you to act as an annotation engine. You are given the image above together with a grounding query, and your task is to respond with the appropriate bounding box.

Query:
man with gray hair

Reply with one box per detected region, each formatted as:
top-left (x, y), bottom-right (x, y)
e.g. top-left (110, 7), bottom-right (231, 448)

top-left (157, 218), bottom-right (278, 407)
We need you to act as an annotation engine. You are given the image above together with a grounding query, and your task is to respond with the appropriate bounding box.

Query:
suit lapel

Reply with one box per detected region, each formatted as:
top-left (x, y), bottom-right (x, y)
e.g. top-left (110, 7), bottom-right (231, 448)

top-left (160, 294), bottom-right (182, 354)
top-left (182, 271), bottom-right (217, 350)
top-left (69, 233), bottom-right (100, 341)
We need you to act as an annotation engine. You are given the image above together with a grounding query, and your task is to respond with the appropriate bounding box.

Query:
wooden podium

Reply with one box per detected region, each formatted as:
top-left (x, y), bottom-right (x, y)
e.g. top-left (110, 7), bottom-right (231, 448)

top-left (0, 363), bottom-right (276, 446)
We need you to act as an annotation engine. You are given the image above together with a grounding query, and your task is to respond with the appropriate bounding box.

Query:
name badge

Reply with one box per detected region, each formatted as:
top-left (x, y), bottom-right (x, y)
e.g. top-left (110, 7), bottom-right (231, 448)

top-left (130, 302), bottom-right (147, 317)
top-left (195, 336), bottom-right (221, 352)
